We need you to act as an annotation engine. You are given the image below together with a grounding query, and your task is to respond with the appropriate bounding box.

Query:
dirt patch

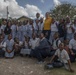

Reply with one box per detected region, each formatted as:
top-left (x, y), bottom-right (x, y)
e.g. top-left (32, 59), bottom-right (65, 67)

top-left (0, 56), bottom-right (76, 75)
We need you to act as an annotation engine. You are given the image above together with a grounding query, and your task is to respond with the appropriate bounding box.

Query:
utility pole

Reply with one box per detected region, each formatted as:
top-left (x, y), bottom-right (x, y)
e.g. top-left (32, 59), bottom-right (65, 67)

top-left (4, 0), bottom-right (9, 21)
top-left (6, 6), bottom-right (9, 21)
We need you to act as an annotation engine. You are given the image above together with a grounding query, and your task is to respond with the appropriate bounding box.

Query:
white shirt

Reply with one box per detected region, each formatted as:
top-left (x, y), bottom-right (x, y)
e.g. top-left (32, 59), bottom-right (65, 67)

top-left (0, 41), bottom-right (6, 48)
top-left (24, 41), bottom-right (31, 49)
top-left (66, 23), bottom-right (73, 34)
top-left (52, 39), bottom-right (61, 50)
top-left (51, 22), bottom-right (58, 32)
top-left (0, 42), bottom-right (6, 51)
top-left (73, 24), bottom-right (76, 32)
top-left (30, 38), bottom-right (40, 49)
top-left (38, 22), bottom-right (43, 31)
top-left (1, 24), bottom-right (6, 31)
top-left (15, 41), bottom-right (23, 46)
top-left (33, 18), bottom-right (40, 30)
top-left (69, 39), bottom-right (76, 50)
top-left (55, 49), bottom-right (70, 63)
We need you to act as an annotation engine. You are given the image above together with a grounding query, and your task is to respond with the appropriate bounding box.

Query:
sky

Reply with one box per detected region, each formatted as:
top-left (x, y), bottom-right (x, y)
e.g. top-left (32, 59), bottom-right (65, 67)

top-left (0, 0), bottom-right (76, 19)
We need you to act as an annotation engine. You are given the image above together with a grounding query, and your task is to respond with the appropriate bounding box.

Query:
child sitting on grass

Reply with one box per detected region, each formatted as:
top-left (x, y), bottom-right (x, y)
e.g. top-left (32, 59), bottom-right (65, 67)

top-left (50, 43), bottom-right (74, 72)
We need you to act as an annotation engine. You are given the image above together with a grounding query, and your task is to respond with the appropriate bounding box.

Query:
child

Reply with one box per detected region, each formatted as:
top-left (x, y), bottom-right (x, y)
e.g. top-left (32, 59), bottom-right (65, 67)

top-left (66, 18), bottom-right (74, 40)
top-left (33, 13), bottom-right (40, 35)
top-left (50, 32), bottom-right (61, 56)
top-left (16, 22), bottom-right (23, 41)
top-left (22, 21), bottom-right (28, 41)
top-left (64, 39), bottom-right (75, 62)
top-left (64, 39), bottom-right (70, 54)
top-left (5, 34), bottom-right (14, 58)
top-left (20, 36), bottom-right (31, 56)
top-left (38, 18), bottom-right (44, 35)
top-left (0, 35), bottom-right (6, 57)
top-left (11, 21), bottom-right (17, 39)
top-left (50, 18), bottom-right (58, 42)
top-left (50, 43), bottom-right (74, 72)
top-left (27, 20), bottom-right (34, 38)
top-left (1, 21), bottom-right (6, 35)
top-left (4, 21), bottom-right (12, 41)
top-left (14, 37), bottom-right (23, 56)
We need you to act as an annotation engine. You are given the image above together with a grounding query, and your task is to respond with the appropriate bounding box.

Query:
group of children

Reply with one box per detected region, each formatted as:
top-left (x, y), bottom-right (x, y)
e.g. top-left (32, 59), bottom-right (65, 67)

top-left (0, 12), bottom-right (76, 72)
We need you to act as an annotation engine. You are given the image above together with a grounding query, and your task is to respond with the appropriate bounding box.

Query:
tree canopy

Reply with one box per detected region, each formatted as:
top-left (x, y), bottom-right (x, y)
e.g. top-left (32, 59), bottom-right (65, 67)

top-left (50, 3), bottom-right (76, 20)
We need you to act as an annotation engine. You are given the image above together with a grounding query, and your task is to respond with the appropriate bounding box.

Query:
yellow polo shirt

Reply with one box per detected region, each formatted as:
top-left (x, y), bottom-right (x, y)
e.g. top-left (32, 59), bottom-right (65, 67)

top-left (43, 17), bottom-right (52, 30)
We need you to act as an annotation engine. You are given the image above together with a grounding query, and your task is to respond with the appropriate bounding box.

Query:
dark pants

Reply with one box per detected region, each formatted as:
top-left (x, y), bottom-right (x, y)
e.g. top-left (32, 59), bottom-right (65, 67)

top-left (72, 49), bottom-right (76, 54)
top-left (33, 49), bottom-right (50, 61)
top-left (43, 30), bottom-right (51, 40)
top-left (30, 49), bottom-right (36, 57)
top-left (69, 49), bottom-right (76, 62)
top-left (0, 49), bottom-right (5, 57)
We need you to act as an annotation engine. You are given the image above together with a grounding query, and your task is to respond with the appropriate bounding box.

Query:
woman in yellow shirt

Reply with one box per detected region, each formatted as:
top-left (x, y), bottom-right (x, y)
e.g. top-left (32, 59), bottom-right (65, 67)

top-left (43, 12), bottom-right (52, 40)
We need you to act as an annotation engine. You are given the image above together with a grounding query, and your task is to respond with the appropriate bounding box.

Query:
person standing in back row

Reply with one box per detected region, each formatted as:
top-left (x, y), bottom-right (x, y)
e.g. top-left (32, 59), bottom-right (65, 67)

top-left (43, 12), bottom-right (52, 40)
top-left (33, 13), bottom-right (40, 35)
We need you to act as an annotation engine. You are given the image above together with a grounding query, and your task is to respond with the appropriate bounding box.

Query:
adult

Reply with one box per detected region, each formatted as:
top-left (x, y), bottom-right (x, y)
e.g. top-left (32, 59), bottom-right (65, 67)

top-left (33, 33), bottom-right (50, 63)
top-left (43, 12), bottom-right (52, 40)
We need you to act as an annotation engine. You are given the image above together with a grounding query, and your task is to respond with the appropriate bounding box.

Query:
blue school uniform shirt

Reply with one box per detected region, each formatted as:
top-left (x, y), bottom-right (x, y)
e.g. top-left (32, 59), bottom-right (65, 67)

top-left (27, 25), bottom-right (33, 38)
top-left (5, 39), bottom-right (14, 57)
top-left (22, 25), bottom-right (27, 35)
top-left (11, 24), bottom-right (17, 32)
top-left (6, 39), bottom-right (14, 50)
top-left (11, 25), bottom-right (17, 39)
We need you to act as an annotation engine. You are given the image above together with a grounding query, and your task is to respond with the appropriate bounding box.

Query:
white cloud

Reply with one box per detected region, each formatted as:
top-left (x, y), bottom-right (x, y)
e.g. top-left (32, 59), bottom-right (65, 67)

top-left (25, 4), bottom-right (43, 19)
top-left (0, 0), bottom-right (43, 19)
top-left (53, 0), bottom-right (61, 6)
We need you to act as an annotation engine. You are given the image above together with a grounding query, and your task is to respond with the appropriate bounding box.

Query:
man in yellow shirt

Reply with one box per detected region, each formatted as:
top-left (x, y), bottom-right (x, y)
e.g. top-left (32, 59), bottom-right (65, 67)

top-left (43, 12), bottom-right (52, 40)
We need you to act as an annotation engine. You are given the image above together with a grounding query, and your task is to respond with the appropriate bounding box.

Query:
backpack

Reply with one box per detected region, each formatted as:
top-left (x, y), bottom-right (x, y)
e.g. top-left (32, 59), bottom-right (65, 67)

top-left (52, 39), bottom-right (60, 48)
top-left (4, 26), bottom-right (11, 35)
